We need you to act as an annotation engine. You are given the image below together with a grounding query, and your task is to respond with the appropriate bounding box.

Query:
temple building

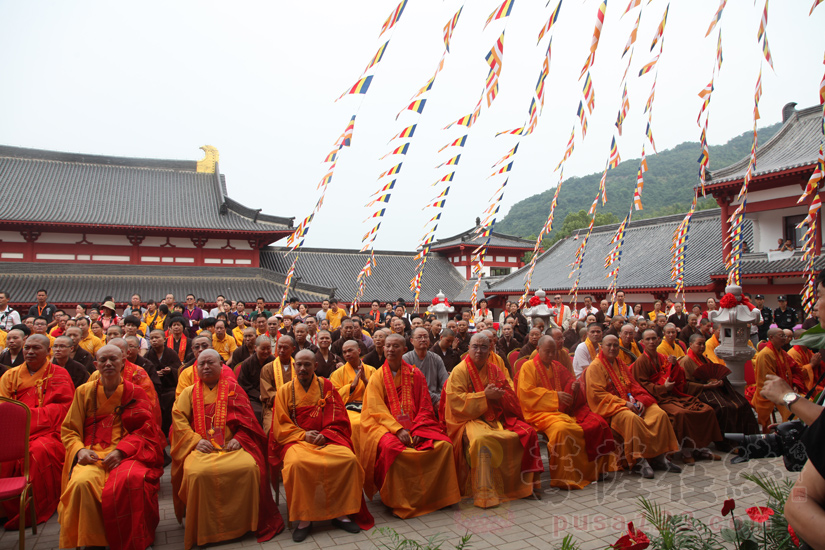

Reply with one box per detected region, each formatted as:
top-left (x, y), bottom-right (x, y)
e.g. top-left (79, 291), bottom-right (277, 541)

top-left (0, 102), bottom-right (820, 313)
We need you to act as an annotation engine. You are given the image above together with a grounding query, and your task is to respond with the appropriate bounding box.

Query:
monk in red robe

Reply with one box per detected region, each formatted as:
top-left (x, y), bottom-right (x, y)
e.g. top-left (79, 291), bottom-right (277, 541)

top-left (58, 344), bottom-right (165, 550)
top-left (361, 334), bottom-right (460, 518)
top-left (0, 334), bottom-right (74, 528)
top-left (269, 349), bottom-right (373, 542)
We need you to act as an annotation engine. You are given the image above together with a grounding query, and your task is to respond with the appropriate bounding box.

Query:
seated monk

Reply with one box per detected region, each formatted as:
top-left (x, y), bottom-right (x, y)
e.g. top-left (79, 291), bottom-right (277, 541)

top-left (445, 333), bottom-right (543, 508)
top-left (175, 335), bottom-right (236, 399)
top-left (753, 328), bottom-right (808, 432)
top-left (171, 350), bottom-right (283, 549)
top-left (618, 324), bottom-right (641, 365)
top-left (259, 335), bottom-right (296, 434)
top-left (679, 334), bottom-right (759, 438)
top-left (632, 330), bottom-right (722, 464)
top-left (58, 344), bottom-right (165, 550)
top-left (88, 337), bottom-right (162, 431)
top-left (330, 339), bottom-right (376, 458)
top-left (360, 334), bottom-right (460, 518)
top-left (787, 330), bottom-right (824, 392)
top-left (518, 335), bottom-right (618, 490)
top-left (270, 349), bottom-right (374, 542)
top-left (0, 334), bottom-right (74, 528)
top-left (585, 335), bottom-right (681, 478)
top-left (656, 323), bottom-right (685, 358)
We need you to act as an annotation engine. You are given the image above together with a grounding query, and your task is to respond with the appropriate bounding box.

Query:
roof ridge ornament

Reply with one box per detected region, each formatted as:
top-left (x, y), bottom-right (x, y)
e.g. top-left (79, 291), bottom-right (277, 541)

top-left (196, 145), bottom-right (219, 174)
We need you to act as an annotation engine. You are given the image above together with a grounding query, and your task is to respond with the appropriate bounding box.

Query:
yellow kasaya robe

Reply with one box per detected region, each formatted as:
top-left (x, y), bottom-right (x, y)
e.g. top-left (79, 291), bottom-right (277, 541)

top-left (78, 333), bottom-right (103, 357)
top-left (259, 356), bottom-right (295, 434)
top-left (445, 358), bottom-right (543, 508)
top-left (0, 329), bottom-right (5, 350)
top-left (584, 353), bottom-right (678, 465)
top-left (269, 376), bottom-right (371, 525)
top-left (704, 334), bottom-right (724, 365)
top-left (657, 339), bottom-right (685, 359)
top-left (171, 379), bottom-right (282, 549)
top-left (531, 347), bottom-right (575, 375)
top-left (212, 334), bottom-right (237, 362)
top-left (753, 343), bottom-right (806, 432)
top-left (58, 380), bottom-right (164, 550)
top-left (175, 364), bottom-right (236, 398)
top-left (331, 361), bottom-right (376, 459)
top-left (518, 358), bottom-right (618, 489)
top-left (618, 340), bottom-right (642, 365)
top-left (360, 363), bottom-right (460, 518)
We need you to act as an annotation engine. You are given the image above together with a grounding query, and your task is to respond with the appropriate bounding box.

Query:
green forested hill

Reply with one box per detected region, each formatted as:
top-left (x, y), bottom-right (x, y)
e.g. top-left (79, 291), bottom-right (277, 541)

top-left (496, 123), bottom-right (782, 241)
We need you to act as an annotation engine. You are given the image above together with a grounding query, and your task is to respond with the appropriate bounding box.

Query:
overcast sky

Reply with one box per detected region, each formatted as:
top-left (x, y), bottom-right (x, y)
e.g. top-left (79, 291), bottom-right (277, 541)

top-left (0, 1), bottom-right (821, 251)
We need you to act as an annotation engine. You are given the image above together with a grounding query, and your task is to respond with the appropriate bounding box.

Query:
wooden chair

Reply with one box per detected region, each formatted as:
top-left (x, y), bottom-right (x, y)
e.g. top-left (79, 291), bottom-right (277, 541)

top-left (0, 397), bottom-right (37, 550)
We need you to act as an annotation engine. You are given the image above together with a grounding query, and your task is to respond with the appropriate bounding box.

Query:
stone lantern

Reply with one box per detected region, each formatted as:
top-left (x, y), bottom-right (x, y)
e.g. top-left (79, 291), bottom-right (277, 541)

top-left (522, 289), bottom-right (557, 330)
top-left (707, 285), bottom-right (762, 395)
top-left (429, 290), bottom-right (455, 325)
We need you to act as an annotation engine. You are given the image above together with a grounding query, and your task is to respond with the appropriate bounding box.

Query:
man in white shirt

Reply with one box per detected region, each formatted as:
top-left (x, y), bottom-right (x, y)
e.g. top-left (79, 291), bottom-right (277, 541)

top-left (122, 294), bottom-right (146, 319)
top-left (577, 296), bottom-right (599, 322)
top-left (316, 299), bottom-right (330, 323)
top-left (208, 294), bottom-right (226, 318)
top-left (0, 291), bottom-right (21, 331)
top-left (572, 323), bottom-right (604, 377)
top-left (606, 291), bottom-right (634, 320)
top-left (283, 297), bottom-right (301, 318)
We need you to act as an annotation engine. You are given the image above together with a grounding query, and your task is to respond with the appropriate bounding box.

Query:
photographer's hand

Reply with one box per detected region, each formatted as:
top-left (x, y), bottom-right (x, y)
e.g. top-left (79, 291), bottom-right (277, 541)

top-left (762, 374), bottom-right (823, 425)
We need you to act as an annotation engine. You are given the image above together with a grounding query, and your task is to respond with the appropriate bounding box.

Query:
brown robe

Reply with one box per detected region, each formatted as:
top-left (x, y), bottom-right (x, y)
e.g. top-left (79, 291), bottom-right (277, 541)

top-left (314, 350), bottom-right (343, 379)
top-left (632, 351), bottom-right (721, 449)
top-left (679, 352), bottom-right (759, 435)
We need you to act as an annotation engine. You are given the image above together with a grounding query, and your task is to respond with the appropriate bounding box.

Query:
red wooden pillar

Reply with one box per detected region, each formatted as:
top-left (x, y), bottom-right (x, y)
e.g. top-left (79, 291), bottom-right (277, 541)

top-left (716, 195), bottom-right (731, 261)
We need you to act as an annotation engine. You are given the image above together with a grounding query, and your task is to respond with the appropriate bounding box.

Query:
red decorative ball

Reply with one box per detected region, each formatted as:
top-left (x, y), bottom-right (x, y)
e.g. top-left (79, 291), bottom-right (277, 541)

top-left (719, 293), bottom-right (738, 309)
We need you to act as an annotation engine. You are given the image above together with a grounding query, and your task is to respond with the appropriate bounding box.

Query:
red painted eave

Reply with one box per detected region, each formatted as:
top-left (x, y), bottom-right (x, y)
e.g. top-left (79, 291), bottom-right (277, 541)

top-left (0, 220), bottom-right (291, 240)
top-left (704, 164), bottom-right (815, 195)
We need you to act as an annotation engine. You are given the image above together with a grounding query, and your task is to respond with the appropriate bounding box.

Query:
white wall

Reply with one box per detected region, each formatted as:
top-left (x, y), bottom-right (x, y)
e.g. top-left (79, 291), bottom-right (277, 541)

top-left (749, 205), bottom-right (808, 252)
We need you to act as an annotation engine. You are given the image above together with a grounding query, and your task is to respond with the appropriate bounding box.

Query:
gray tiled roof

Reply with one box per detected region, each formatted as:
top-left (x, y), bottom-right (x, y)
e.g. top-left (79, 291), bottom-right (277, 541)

top-left (490, 208), bottom-right (750, 293)
top-left (0, 145), bottom-right (293, 233)
top-left (0, 262), bottom-right (330, 306)
top-left (431, 226), bottom-right (534, 250)
top-left (260, 247), bottom-right (471, 303)
top-left (711, 252), bottom-right (825, 277)
top-left (706, 104), bottom-right (822, 185)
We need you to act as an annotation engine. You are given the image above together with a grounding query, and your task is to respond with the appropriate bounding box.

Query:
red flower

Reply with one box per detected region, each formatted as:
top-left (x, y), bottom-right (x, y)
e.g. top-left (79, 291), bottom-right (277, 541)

top-left (788, 524), bottom-right (800, 546)
top-left (746, 506), bottom-right (774, 524)
top-left (612, 522), bottom-right (650, 550)
top-left (721, 498), bottom-right (735, 516)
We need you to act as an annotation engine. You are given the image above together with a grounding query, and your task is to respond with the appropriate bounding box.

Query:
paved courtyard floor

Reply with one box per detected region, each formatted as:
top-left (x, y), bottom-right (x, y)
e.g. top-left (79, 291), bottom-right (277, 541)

top-left (0, 452), bottom-right (796, 550)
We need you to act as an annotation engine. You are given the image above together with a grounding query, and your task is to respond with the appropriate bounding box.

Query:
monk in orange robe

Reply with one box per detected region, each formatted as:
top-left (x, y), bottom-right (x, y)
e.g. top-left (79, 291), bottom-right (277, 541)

top-left (0, 334), bottom-right (74, 528)
top-left (58, 344), bottom-right (165, 550)
top-left (259, 335), bottom-right (296, 434)
top-left (585, 335), bottom-right (680, 479)
top-left (753, 328), bottom-right (808, 432)
top-left (632, 329), bottom-right (721, 463)
top-left (269, 349), bottom-right (374, 542)
top-left (361, 334), bottom-right (460, 518)
top-left (445, 333), bottom-right (543, 508)
top-left (518, 336), bottom-right (618, 490)
top-left (330, 339), bottom-right (376, 458)
top-left (171, 350), bottom-right (283, 548)
top-left (787, 331), bottom-right (823, 392)
top-left (175, 335), bottom-right (237, 399)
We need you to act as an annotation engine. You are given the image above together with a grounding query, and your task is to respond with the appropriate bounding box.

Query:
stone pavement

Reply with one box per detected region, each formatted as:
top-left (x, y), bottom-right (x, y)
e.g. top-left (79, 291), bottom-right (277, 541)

top-left (0, 453), bottom-right (796, 550)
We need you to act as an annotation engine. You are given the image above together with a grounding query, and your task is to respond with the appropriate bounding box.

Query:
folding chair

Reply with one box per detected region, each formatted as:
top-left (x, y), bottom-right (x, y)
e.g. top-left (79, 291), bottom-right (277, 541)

top-left (0, 397), bottom-right (37, 550)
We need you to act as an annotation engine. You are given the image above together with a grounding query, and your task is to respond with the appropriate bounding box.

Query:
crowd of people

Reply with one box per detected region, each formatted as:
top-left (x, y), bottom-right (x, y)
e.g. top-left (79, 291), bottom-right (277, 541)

top-left (0, 283), bottom-right (823, 548)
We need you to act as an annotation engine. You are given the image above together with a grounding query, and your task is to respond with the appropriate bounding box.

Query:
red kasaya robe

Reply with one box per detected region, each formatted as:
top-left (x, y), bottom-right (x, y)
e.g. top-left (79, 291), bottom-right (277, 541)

top-left (0, 363), bottom-right (74, 528)
top-left (60, 380), bottom-right (165, 550)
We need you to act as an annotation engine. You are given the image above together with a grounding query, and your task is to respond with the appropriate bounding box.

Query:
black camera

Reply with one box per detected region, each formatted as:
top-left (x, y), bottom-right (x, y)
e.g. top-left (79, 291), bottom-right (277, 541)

top-left (726, 420), bottom-right (809, 472)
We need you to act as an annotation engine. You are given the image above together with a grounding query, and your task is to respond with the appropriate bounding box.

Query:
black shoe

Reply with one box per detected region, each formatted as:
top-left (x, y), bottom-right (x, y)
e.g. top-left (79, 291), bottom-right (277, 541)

top-left (163, 449), bottom-right (172, 468)
top-left (292, 522), bottom-right (312, 542)
top-left (332, 518), bottom-right (360, 534)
